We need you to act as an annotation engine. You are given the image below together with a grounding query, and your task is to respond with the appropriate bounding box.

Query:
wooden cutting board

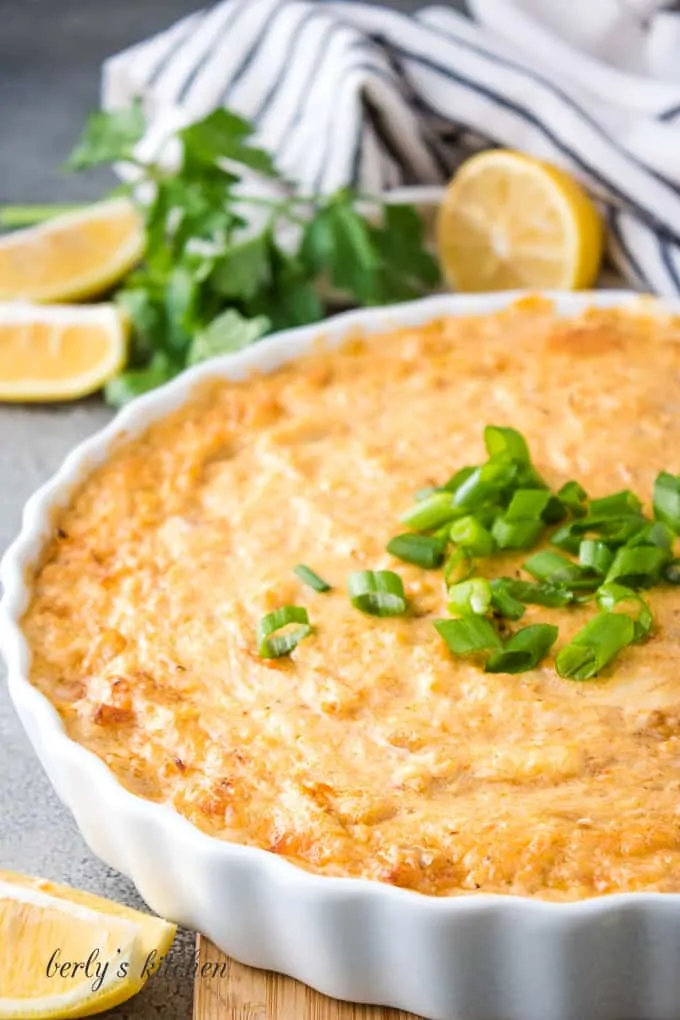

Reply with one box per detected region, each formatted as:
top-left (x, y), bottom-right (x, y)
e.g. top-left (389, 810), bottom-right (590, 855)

top-left (193, 936), bottom-right (421, 1019)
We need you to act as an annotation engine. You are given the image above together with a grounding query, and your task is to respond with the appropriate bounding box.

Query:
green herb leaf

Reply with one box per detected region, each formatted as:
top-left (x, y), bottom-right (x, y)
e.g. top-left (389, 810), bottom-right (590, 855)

top-left (210, 234), bottom-right (271, 300)
top-left (485, 624), bottom-right (558, 674)
top-left (104, 351), bottom-right (178, 408)
top-left (187, 310), bottom-right (271, 366)
top-left (180, 109), bottom-right (276, 175)
top-left (66, 100), bottom-right (146, 170)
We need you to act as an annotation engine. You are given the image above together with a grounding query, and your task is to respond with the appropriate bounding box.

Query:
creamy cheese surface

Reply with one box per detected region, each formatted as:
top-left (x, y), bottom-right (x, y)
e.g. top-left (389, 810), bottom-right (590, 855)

top-left (23, 299), bottom-right (680, 899)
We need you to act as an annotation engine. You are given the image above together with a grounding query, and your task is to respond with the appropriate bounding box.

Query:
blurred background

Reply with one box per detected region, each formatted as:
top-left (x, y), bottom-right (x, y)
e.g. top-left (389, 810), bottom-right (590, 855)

top-left (0, 0), bottom-right (467, 206)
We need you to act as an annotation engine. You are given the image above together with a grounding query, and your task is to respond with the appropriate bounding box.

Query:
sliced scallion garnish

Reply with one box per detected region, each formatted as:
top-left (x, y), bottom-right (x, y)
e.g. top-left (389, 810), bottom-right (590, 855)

top-left (489, 578), bottom-right (527, 620)
top-left (523, 550), bottom-right (596, 589)
top-left (626, 521), bottom-right (674, 550)
top-left (557, 480), bottom-right (588, 518)
top-left (595, 582), bottom-right (653, 642)
top-left (492, 576), bottom-right (573, 609)
top-left (257, 606), bottom-right (312, 659)
top-left (449, 515), bottom-right (495, 556)
top-left (492, 516), bottom-right (544, 551)
top-left (387, 533), bottom-right (447, 569)
top-left (664, 558), bottom-right (680, 584)
top-left (443, 548), bottom-right (476, 585)
top-left (447, 578), bottom-right (492, 616)
top-left (578, 539), bottom-right (614, 576)
top-left (485, 624), bottom-right (558, 674)
top-left (604, 545), bottom-right (670, 589)
top-left (452, 457), bottom-right (518, 511)
top-left (654, 471), bottom-right (680, 533)
top-left (400, 492), bottom-right (460, 532)
top-left (293, 564), bottom-right (332, 592)
top-left (434, 616), bottom-right (503, 656)
top-left (555, 613), bottom-right (635, 681)
top-left (348, 570), bottom-right (407, 617)
top-left (483, 425), bottom-right (530, 463)
top-left (589, 490), bottom-right (642, 519)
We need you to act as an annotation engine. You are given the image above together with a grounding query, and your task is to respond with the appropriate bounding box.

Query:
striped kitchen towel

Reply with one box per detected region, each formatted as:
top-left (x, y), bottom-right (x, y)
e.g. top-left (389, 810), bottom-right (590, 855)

top-left (103, 0), bottom-right (680, 297)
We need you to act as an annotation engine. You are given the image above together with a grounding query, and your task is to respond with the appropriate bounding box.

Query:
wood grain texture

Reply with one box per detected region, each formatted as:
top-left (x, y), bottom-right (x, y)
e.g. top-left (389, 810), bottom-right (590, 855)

top-left (193, 936), bottom-right (421, 1020)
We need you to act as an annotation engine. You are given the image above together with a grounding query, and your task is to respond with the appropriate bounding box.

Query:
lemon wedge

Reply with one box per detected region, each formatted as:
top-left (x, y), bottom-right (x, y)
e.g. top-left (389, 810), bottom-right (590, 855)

top-left (0, 198), bottom-right (144, 303)
top-left (436, 150), bottom-right (604, 292)
top-left (0, 302), bottom-right (128, 402)
top-left (0, 870), bottom-right (176, 1019)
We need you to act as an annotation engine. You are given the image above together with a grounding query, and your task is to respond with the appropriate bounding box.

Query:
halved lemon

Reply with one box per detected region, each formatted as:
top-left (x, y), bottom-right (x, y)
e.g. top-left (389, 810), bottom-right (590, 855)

top-left (0, 302), bottom-right (128, 402)
top-left (0, 870), bottom-right (176, 1019)
top-left (0, 198), bottom-right (144, 303)
top-left (436, 150), bottom-right (604, 292)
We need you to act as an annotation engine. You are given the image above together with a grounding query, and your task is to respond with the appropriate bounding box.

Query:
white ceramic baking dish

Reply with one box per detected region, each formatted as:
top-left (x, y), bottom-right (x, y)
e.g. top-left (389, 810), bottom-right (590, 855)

top-left (3, 290), bottom-right (680, 1020)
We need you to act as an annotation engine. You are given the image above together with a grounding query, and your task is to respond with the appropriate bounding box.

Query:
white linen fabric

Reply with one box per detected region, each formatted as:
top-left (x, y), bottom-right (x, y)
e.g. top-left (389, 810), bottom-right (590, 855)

top-left (103, 0), bottom-right (680, 296)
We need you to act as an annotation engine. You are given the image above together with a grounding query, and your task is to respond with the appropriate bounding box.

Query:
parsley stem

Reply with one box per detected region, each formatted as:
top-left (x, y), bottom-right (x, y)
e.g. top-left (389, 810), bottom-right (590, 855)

top-left (0, 204), bottom-right (85, 227)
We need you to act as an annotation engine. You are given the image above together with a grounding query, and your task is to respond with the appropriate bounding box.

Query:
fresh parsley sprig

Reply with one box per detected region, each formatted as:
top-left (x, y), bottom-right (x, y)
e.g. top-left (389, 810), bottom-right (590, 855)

top-left (58, 103), bottom-right (439, 406)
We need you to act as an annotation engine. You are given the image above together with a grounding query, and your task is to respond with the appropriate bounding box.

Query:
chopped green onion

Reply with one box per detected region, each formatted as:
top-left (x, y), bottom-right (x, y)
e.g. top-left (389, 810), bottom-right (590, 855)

top-left (604, 545), bottom-right (669, 589)
top-left (550, 522), bottom-right (582, 555)
top-left (447, 578), bottom-right (492, 616)
top-left (589, 490), bottom-right (642, 518)
top-left (257, 606), bottom-right (312, 659)
top-left (542, 495), bottom-right (568, 525)
top-left (557, 480), bottom-right (588, 518)
top-left (452, 456), bottom-right (519, 511)
top-left (443, 548), bottom-right (475, 585)
top-left (293, 564), bottom-right (332, 592)
top-left (442, 466), bottom-right (476, 493)
top-left (387, 533), bottom-right (447, 569)
top-left (627, 521), bottom-right (674, 549)
top-left (483, 425), bottom-right (530, 463)
top-left (578, 539), bottom-right (614, 576)
top-left (400, 492), bottom-right (460, 532)
top-left (664, 558), bottom-right (680, 584)
top-left (555, 613), bottom-right (635, 681)
top-left (553, 513), bottom-right (647, 551)
top-left (494, 577), bottom-right (574, 608)
top-left (654, 471), bottom-right (680, 533)
top-left (348, 570), bottom-right (407, 617)
top-left (505, 489), bottom-right (551, 520)
top-left (414, 485), bottom-right (443, 502)
top-left (492, 516), bottom-right (544, 550)
top-left (449, 515), bottom-right (495, 556)
top-left (596, 582), bottom-right (653, 642)
top-left (524, 550), bottom-right (596, 588)
top-left (485, 624), bottom-right (558, 674)
top-left (489, 578), bottom-right (526, 620)
top-left (434, 616), bottom-right (503, 656)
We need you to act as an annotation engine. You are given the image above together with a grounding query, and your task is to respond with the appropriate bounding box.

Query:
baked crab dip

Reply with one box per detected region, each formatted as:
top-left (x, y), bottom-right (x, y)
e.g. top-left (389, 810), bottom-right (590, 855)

top-left (21, 297), bottom-right (680, 902)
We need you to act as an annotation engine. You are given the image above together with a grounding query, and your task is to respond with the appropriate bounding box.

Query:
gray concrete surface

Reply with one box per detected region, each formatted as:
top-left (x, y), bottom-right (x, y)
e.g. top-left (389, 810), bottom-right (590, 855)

top-left (0, 1), bottom-right (463, 1017)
